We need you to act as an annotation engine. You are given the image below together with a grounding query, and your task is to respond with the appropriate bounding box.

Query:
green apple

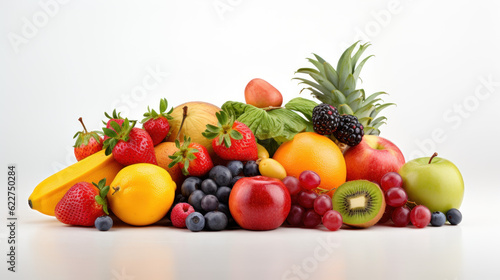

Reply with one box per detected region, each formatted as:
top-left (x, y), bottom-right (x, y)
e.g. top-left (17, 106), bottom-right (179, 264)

top-left (399, 153), bottom-right (464, 213)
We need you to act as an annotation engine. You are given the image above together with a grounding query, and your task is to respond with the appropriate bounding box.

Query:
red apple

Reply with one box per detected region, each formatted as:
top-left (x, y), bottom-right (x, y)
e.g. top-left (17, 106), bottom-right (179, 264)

top-left (244, 78), bottom-right (283, 108)
top-left (229, 176), bottom-right (291, 230)
top-left (343, 135), bottom-right (405, 184)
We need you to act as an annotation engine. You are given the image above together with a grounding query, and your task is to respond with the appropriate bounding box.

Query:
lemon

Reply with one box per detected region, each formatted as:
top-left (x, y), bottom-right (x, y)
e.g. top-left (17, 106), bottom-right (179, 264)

top-left (108, 163), bottom-right (176, 226)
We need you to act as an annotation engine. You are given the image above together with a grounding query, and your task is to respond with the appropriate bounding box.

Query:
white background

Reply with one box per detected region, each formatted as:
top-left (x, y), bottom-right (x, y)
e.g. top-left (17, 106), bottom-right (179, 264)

top-left (1, 1), bottom-right (499, 279)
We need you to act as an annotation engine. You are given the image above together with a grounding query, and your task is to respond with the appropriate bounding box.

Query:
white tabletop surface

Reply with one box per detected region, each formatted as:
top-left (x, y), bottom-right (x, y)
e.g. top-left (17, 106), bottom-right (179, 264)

top-left (1, 187), bottom-right (496, 280)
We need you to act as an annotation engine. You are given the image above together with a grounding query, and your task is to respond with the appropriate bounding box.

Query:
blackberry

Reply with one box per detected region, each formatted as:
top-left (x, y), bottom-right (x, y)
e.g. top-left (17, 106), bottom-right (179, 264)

top-left (312, 104), bottom-right (340, 135)
top-left (333, 115), bottom-right (364, 146)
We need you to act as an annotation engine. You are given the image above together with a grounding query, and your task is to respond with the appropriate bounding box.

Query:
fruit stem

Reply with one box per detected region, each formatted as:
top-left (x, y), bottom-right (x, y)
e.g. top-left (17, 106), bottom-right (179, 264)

top-left (78, 117), bottom-right (88, 133)
top-left (428, 152), bottom-right (438, 164)
top-left (112, 186), bottom-right (120, 195)
top-left (176, 106), bottom-right (188, 141)
top-left (262, 106), bottom-right (283, 111)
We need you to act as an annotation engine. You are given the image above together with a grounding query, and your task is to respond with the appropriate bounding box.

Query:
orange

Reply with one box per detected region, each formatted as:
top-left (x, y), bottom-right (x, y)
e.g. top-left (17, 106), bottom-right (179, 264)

top-left (155, 142), bottom-right (185, 186)
top-left (273, 132), bottom-right (346, 196)
top-left (108, 163), bottom-right (176, 226)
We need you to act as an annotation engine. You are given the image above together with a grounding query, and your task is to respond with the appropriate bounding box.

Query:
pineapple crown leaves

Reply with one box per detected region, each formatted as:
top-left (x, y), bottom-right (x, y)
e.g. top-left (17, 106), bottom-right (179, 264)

top-left (73, 117), bottom-right (102, 148)
top-left (102, 118), bottom-right (137, 156)
top-left (202, 111), bottom-right (242, 148)
top-left (92, 178), bottom-right (110, 215)
top-left (102, 109), bottom-right (123, 125)
top-left (294, 41), bottom-right (395, 135)
top-left (167, 136), bottom-right (199, 176)
top-left (141, 98), bottom-right (174, 124)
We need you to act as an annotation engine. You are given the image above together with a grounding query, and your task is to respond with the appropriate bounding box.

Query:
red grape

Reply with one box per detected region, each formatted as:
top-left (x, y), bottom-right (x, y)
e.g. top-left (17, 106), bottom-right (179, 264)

top-left (302, 209), bottom-right (321, 228)
top-left (380, 172), bottom-right (403, 192)
top-left (282, 176), bottom-right (301, 195)
top-left (385, 187), bottom-right (408, 207)
top-left (322, 210), bottom-right (343, 231)
top-left (297, 190), bottom-right (318, 209)
top-left (313, 194), bottom-right (332, 215)
top-left (392, 206), bottom-right (411, 227)
top-left (410, 205), bottom-right (431, 228)
top-left (287, 205), bottom-right (305, 226)
top-left (298, 170), bottom-right (321, 190)
top-left (377, 205), bottom-right (394, 224)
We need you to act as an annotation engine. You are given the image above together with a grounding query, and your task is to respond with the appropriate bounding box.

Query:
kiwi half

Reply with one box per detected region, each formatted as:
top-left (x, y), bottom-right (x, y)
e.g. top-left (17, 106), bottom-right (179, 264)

top-left (332, 180), bottom-right (386, 228)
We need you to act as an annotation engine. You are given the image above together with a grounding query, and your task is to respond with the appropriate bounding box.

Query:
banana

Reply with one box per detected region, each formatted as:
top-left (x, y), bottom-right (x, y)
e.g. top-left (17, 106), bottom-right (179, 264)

top-left (29, 150), bottom-right (123, 216)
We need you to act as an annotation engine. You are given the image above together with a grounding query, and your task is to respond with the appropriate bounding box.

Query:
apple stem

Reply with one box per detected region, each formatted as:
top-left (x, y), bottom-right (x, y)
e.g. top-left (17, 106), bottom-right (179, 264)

top-left (428, 152), bottom-right (438, 164)
top-left (78, 117), bottom-right (88, 133)
top-left (175, 106), bottom-right (188, 141)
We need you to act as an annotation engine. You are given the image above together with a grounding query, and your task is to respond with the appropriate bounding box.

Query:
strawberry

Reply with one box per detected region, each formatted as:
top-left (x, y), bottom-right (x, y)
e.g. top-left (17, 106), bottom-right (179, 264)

top-left (102, 109), bottom-right (125, 141)
top-left (168, 136), bottom-right (214, 176)
top-left (73, 117), bottom-right (103, 161)
top-left (102, 118), bottom-right (158, 166)
top-left (55, 179), bottom-right (110, 226)
top-left (202, 111), bottom-right (258, 161)
top-left (141, 98), bottom-right (173, 146)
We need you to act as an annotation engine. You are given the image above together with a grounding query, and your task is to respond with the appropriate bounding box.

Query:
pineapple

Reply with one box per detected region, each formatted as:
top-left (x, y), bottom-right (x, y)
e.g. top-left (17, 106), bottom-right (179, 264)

top-left (294, 41), bottom-right (394, 135)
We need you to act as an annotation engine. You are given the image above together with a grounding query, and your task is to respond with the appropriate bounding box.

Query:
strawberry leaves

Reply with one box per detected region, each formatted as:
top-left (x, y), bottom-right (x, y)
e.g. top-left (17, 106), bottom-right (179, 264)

top-left (73, 117), bottom-right (102, 148)
top-left (102, 118), bottom-right (137, 155)
top-left (93, 178), bottom-right (110, 215)
top-left (168, 136), bottom-right (199, 176)
top-left (141, 98), bottom-right (173, 124)
top-left (202, 111), bottom-right (242, 148)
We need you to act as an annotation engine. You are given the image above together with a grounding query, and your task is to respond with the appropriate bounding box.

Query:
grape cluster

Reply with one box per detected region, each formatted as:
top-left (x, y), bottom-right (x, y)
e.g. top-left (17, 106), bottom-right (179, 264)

top-left (283, 171), bottom-right (342, 231)
top-left (378, 172), bottom-right (462, 228)
top-left (171, 160), bottom-right (261, 231)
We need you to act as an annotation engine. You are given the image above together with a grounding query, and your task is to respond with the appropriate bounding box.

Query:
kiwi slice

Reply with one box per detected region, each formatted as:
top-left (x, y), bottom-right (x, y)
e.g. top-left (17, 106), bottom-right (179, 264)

top-left (332, 180), bottom-right (386, 228)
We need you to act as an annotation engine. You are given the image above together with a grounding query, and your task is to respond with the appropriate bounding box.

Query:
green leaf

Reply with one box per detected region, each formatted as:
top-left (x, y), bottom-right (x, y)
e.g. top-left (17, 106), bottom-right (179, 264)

top-left (102, 128), bottom-right (117, 138)
top-left (160, 98), bottom-right (168, 113)
top-left (336, 43), bottom-right (357, 90)
top-left (284, 97), bottom-right (318, 122)
top-left (343, 74), bottom-right (356, 94)
top-left (331, 90), bottom-right (347, 104)
top-left (223, 135), bottom-right (231, 148)
top-left (364, 92), bottom-right (388, 105)
top-left (313, 53), bottom-right (327, 64)
top-left (353, 55), bottom-right (373, 82)
top-left (351, 42), bottom-right (371, 71)
top-left (294, 78), bottom-right (332, 98)
top-left (306, 58), bottom-right (325, 73)
top-left (95, 195), bottom-right (105, 206)
top-left (100, 185), bottom-right (110, 198)
top-left (338, 104), bottom-right (354, 115)
top-left (230, 129), bottom-right (242, 140)
top-left (323, 62), bottom-right (339, 87)
top-left (109, 121), bottom-right (121, 133)
top-left (222, 101), bottom-right (311, 144)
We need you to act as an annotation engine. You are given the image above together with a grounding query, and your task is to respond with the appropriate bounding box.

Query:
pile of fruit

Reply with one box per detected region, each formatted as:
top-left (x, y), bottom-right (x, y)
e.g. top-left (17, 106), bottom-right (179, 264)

top-left (29, 42), bottom-right (464, 232)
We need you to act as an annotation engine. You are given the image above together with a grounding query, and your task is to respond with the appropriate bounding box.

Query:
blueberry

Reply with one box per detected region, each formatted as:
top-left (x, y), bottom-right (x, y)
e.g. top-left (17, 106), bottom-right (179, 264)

top-left (95, 216), bottom-right (113, 231)
top-left (217, 203), bottom-right (231, 217)
top-left (226, 161), bottom-right (244, 177)
top-left (204, 211), bottom-right (228, 231)
top-left (201, 179), bottom-right (218, 195)
top-left (229, 176), bottom-right (244, 188)
top-left (209, 165), bottom-right (233, 186)
top-left (181, 177), bottom-right (201, 197)
top-left (243, 161), bottom-right (260, 177)
top-left (186, 212), bottom-right (205, 232)
top-left (188, 190), bottom-right (205, 212)
top-left (201, 194), bottom-right (219, 212)
top-left (430, 211), bottom-right (446, 227)
top-left (216, 186), bottom-right (231, 204)
top-left (446, 208), bottom-right (462, 225)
